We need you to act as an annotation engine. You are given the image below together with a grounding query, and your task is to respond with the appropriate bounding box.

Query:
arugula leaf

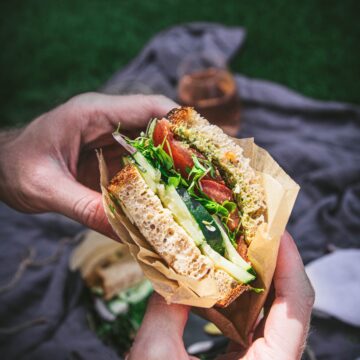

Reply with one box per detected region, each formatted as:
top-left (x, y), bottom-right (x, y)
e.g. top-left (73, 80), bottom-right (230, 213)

top-left (108, 204), bottom-right (116, 215)
top-left (145, 118), bottom-right (157, 137)
top-left (248, 286), bottom-right (264, 293)
top-left (154, 145), bottom-right (173, 170)
top-left (197, 157), bottom-right (217, 179)
top-left (222, 200), bottom-right (237, 214)
top-left (168, 176), bottom-right (181, 187)
top-left (192, 155), bottom-right (207, 172)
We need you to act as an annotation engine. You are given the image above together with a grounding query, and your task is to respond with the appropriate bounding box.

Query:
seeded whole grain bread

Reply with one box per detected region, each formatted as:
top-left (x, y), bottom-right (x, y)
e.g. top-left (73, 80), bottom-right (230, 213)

top-left (107, 164), bottom-right (247, 307)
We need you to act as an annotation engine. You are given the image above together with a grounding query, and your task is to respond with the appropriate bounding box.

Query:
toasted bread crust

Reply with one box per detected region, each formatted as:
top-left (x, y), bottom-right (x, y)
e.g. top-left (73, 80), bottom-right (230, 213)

top-left (167, 107), bottom-right (194, 127)
top-left (216, 284), bottom-right (249, 307)
top-left (108, 164), bottom-right (139, 190)
top-left (213, 269), bottom-right (249, 307)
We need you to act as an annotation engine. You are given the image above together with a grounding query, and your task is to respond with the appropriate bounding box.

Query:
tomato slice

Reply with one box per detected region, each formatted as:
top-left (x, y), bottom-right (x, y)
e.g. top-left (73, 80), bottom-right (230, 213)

top-left (227, 211), bottom-right (240, 232)
top-left (236, 235), bottom-right (248, 260)
top-left (170, 141), bottom-right (194, 178)
top-left (153, 119), bottom-right (193, 178)
top-left (153, 119), bottom-right (173, 147)
top-left (200, 179), bottom-right (233, 203)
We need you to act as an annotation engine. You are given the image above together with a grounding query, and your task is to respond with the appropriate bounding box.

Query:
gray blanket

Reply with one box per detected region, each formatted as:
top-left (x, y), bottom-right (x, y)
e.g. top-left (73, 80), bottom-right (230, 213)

top-left (1, 22), bottom-right (359, 360)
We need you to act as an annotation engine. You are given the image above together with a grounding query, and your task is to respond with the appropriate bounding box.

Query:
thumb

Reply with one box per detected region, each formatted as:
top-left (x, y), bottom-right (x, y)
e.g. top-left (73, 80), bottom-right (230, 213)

top-left (260, 232), bottom-right (315, 359)
top-left (129, 293), bottom-right (195, 360)
top-left (49, 175), bottom-right (116, 239)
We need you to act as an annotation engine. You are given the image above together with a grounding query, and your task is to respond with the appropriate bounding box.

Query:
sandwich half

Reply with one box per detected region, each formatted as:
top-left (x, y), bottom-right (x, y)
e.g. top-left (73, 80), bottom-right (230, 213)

top-left (108, 107), bottom-right (266, 307)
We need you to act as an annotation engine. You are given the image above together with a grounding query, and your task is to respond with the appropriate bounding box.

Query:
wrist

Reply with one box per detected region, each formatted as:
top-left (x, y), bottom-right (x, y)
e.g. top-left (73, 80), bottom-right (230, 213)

top-left (0, 128), bottom-right (23, 204)
top-left (0, 128), bottom-right (23, 145)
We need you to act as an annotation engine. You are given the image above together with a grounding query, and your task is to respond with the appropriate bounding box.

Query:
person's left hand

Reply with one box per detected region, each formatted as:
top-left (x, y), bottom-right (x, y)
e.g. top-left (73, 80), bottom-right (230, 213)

top-left (128, 232), bottom-right (314, 360)
top-left (0, 93), bottom-right (176, 237)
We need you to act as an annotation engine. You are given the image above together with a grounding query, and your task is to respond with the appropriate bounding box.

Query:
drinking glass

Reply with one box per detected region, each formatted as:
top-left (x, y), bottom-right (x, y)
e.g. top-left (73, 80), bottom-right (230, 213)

top-left (177, 52), bottom-right (241, 137)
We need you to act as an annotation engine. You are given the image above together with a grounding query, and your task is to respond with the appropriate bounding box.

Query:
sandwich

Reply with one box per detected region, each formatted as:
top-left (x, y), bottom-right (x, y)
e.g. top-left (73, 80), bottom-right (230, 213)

top-left (107, 107), bottom-right (266, 307)
top-left (70, 232), bottom-right (148, 301)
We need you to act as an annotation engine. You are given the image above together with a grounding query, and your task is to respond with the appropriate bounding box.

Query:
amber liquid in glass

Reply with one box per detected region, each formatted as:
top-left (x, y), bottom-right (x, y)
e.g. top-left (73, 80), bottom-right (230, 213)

top-left (177, 68), bottom-right (241, 136)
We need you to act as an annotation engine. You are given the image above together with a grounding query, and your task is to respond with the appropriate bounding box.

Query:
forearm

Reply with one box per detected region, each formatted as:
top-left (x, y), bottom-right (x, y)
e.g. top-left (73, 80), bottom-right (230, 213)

top-left (0, 128), bottom-right (23, 203)
top-left (0, 118), bottom-right (60, 214)
top-left (0, 129), bottom-right (23, 169)
top-left (0, 128), bottom-right (23, 145)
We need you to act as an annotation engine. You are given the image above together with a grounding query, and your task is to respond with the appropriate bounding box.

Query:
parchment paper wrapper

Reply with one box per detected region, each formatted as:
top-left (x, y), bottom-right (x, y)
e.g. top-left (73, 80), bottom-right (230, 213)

top-left (98, 137), bottom-right (299, 347)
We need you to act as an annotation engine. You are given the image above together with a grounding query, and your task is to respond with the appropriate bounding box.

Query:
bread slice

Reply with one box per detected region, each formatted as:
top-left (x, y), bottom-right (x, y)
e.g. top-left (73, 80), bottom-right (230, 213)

top-left (108, 164), bottom-right (247, 307)
top-left (214, 270), bottom-right (248, 307)
top-left (167, 107), bottom-right (266, 243)
top-left (108, 164), bottom-right (213, 281)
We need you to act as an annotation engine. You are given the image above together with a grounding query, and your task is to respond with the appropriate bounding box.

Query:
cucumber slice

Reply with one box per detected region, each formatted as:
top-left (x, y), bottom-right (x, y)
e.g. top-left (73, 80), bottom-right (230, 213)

top-left (146, 118), bottom-right (157, 138)
top-left (200, 243), bottom-right (255, 284)
top-left (212, 216), bottom-right (252, 271)
top-left (177, 188), bottom-right (225, 255)
top-left (133, 151), bottom-right (161, 193)
top-left (157, 184), bottom-right (204, 246)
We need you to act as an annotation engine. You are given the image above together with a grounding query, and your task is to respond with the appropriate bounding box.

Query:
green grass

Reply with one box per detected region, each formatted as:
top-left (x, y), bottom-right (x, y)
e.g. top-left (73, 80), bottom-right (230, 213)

top-left (0, 0), bottom-right (359, 128)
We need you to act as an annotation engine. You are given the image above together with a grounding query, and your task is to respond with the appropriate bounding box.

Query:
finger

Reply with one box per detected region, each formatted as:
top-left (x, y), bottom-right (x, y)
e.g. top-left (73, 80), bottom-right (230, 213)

top-left (129, 293), bottom-right (193, 360)
top-left (138, 293), bottom-right (190, 339)
top-left (262, 232), bottom-right (315, 359)
top-left (253, 283), bottom-right (275, 340)
top-left (71, 93), bottom-right (178, 145)
top-left (274, 232), bottom-right (315, 301)
top-left (216, 352), bottom-right (246, 360)
top-left (48, 175), bottom-right (118, 240)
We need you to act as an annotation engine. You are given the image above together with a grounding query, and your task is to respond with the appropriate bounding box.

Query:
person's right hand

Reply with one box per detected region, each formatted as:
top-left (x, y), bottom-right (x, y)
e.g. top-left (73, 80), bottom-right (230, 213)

top-left (128, 232), bottom-right (315, 360)
top-left (0, 93), bottom-right (176, 238)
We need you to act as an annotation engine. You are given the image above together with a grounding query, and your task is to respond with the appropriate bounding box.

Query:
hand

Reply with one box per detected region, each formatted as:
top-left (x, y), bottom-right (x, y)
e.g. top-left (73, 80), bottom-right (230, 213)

top-left (0, 93), bottom-right (176, 237)
top-left (128, 232), bottom-right (315, 360)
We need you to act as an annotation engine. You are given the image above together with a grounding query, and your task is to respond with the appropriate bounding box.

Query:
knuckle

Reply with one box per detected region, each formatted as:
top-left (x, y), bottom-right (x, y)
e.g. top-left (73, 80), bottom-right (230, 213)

top-left (68, 92), bottom-right (97, 106)
top-left (150, 94), bottom-right (173, 106)
top-left (65, 92), bottom-right (99, 119)
top-left (143, 95), bottom-right (177, 117)
top-left (149, 94), bottom-right (167, 102)
top-left (73, 195), bottom-right (105, 229)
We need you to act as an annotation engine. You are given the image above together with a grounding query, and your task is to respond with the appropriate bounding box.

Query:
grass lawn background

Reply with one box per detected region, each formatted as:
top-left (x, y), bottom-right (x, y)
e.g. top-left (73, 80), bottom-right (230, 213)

top-left (0, 0), bottom-right (359, 128)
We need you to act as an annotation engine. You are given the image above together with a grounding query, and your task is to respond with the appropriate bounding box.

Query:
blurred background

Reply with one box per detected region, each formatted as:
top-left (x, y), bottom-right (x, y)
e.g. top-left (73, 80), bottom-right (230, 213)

top-left (1, 0), bottom-right (359, 128)
top-left (1, 1), bottom-right (360, 360)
